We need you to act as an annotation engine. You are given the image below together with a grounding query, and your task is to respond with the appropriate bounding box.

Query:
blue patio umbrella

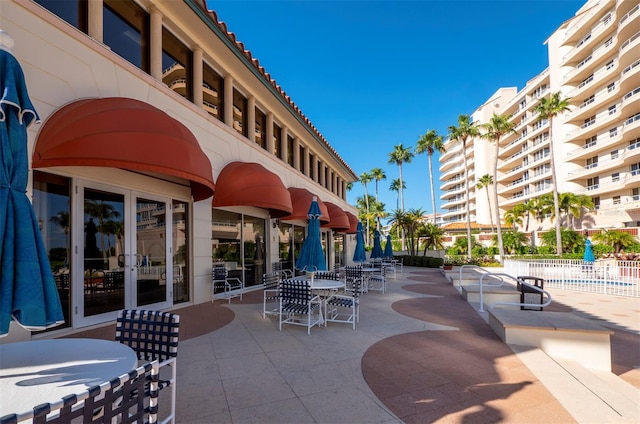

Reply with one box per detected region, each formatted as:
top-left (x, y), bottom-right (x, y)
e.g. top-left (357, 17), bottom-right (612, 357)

top-left (295, 196), bottom-right (326, 272)
top-left (384, 234), bottom-right (394, 258)
top-left (0, 45), bottom-right (64, 336)
top-left (370, 230), bottom-right (384, 259)
top-left (583, 238), bottom-right (595, 263)
top-left (353, 222), bottom-right (366, 263)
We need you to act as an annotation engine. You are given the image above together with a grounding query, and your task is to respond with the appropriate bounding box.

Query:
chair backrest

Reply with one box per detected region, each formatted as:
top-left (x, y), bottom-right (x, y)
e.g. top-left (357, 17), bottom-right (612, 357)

top-left (314, 271), bottom-right (338, 280)
top-left (344, 266), bottom-right (363, 297)
top-left (116, 310), bottom-right (180, 363)
top-left (30, 361), bottom-right (159, 424)
top-left (263, 271), bottom-right (280, 290)
top-left (213, 266), bottom-right (227, 282)
top-left (279, 279), bottom-right (311, 305)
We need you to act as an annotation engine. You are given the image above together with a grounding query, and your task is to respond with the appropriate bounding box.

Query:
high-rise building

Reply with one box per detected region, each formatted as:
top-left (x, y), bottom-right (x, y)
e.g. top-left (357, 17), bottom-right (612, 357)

top-left (440, 0), bottom-right (639, 239)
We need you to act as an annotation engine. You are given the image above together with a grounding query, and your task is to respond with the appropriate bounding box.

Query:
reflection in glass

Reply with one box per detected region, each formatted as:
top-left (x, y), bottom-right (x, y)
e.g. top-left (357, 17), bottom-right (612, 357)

top-left (84, 188), bottom-right (125, 317)
top-left (172, 200), bottom-right (189, 303)
top-left (33, 171), bottom-right (71, 330)
top-left (136, 197), bottom-right (167, 307)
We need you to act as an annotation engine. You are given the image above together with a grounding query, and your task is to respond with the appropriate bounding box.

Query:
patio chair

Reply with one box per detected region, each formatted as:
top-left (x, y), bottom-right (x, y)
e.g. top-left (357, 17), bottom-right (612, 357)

top-left (263, 271), bottom-right (281, 319)
top-left (344, 265), bottom-right (365, 295)
top-left (27, 361), bottom-right (159, 424)
top-left (368, 266), bottom-right (386, 293)
top-left (279, 278), bottom-right (322, 335)
top-left (314, 271), bottom-right (339, 280)
top-left (116, 310), bottom-right (180, 424)
top-left (381, 259), bottom-right (397, 279)
top-left (325, 270), bottom-right (361, 330)
top-left (212, 266), bottom-right (244, 303)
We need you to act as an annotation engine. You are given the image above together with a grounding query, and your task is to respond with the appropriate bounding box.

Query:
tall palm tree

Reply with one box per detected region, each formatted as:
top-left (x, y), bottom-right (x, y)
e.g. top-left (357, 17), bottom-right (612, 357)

top-left (480, 113), bottom-right (516, 264)
top-left (389, 178), bottom-right (405, 211)
top-left (387, 144), bottom-right (414, 212)
top-left (388, 144), bottom-right (413, 251)
top-left (534, 91), bottom-right (571, 255)
top-left (360, 171), bottom-right (373, 245)
top-left (84, 199), bottom-right (120, 265)
top-left (370, 168), bottom-right (386, 230)
top-left (415, 129), bottom-right (445, 224)
top-left (475, 174), bottom-right (494, 232)
top-left (448, 115), bottom-right (479, 261)
top-left (559, 192), bottom-right (594, 229)
top-left (504, 205), bottom-right (525, 229)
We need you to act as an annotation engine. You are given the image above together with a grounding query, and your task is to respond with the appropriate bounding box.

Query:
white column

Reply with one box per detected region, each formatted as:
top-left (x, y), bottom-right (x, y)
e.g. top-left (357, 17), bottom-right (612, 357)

top-left (88, 0), bottom-right (103, 42)
top-left (150, 6), bottom-right (163, 80)
top-left (281, 126), bottom-right (288, 161)
top-left (303, 148), bottom-right (310, 178)
top-left (247, 96), bottom-right (256, 142)
top-left (266, 113), bottom-right (274, 154)
top-left (224, 75), bottom-right (234, 126)
top-left (193, 47), bottom-right (203, 107)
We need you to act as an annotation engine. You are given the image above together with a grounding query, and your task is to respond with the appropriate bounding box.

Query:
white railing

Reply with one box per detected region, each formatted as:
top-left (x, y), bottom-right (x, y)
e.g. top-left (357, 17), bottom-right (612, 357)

top-left (504, 259), bottom-right (639, 297)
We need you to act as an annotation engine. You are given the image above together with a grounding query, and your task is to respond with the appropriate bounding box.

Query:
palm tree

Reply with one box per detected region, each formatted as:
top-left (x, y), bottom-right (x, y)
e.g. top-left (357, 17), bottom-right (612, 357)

top-left (405, 208), bottom-right (426, 256)
top-left (387, 144), bottom-right (414, 212)
top-left (85, 199), bottom-right (120, 265)
top-left (389, 178), bottom-right (405, 211)
top-left (592, 229), bottom-right (637, 254)
top-left (448, 115), bottom-right (479, 261)
top-left (415, 129), bottom-right (445, 224)
top-left (559, 192), bottom-right (593, 229)
top-left (534, 91), bottom-right (571, 256)
top-left (370, 200), bottom-right (387, 233)
top-left (346, 181), bottom-right (354, 192)
top-left (475, 174), bottom-right (494, 232)
top-left (370, 168), bottom-right (386, 230)
top-left (504, 205), bottom-right (525, 230)
top-left (480, 113), bottom-right (516, 264)
top-left (420, 222), bottom-right (444, 252)
top-left (360, 171), bottom-right (373, 245)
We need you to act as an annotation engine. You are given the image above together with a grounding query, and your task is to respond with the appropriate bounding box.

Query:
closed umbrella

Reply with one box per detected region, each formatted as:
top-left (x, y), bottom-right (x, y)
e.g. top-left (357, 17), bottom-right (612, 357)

top-left (295, 196), bottom-right (326, 273)
top-left (583, 238), bottom-right (595, 263)
top-left (353, 222), bottom-right (366, 263)
top-left (370, 230), bottom-right (384, 259)
top-left (0, 40), bottom-right (64, 336)
top-left (384, 234), bottom-right (394, 258)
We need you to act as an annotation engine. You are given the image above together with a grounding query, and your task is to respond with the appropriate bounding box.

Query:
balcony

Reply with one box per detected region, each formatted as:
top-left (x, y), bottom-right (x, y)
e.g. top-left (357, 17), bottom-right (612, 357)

top-left (623, 113), bottom-right (640, 139)
top-left (620, 59), bottom-right (640, 94)
top-left (619, 31), bottom-right (640, 70)
top-left (621, 86), bottom-right (640, 115)
top-left (618, 3), bottom-right (639, 45)
top-left (562, 8), bottom-right (616, 64)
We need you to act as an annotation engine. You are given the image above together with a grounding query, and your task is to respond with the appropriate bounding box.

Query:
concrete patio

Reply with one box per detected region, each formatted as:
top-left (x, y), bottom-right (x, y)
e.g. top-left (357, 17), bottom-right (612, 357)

top-left (70, 266), bottom-right (640, 423)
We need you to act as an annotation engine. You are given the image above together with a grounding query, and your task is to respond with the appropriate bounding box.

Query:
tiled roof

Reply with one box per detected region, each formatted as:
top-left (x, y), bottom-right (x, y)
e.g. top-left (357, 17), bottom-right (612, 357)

top-left (192, 0), bottom-right (356, 179)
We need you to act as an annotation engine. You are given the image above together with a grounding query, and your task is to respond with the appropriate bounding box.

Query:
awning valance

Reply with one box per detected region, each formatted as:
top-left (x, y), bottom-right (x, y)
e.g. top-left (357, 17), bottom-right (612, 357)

top-left (321, 202), bottom-right (350, 231)
top-left (345, 212), bottom-right (359, 234)
top-left (212, 161), bottom-right (292, 218)
top-left (32, 97), bottom-right (215, 201)
top-left (282, 188), bottom-right (330, 224)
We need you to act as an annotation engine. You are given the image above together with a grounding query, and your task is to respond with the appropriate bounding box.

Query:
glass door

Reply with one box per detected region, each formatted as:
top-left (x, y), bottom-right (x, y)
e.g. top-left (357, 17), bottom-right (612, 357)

top-left (75, 182), bottom-right (171, 327)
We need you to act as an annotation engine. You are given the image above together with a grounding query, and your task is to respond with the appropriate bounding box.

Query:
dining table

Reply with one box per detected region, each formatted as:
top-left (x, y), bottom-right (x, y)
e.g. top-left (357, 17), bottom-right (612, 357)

top-left (0, 338), bottom-right (138, 421)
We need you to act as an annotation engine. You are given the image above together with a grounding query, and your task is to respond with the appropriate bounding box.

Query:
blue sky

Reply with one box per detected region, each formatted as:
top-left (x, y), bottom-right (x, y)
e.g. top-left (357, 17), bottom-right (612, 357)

top-left (206, 0), bottom-right (584, 219)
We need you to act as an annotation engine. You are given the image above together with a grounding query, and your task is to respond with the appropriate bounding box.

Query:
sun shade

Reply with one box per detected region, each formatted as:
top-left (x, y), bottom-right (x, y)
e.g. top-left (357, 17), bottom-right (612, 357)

top-left (212, 161), bottom-right (293, 218)
top-left (282, 187), bottom-right (330, 224)
top-left (32, 97), bottom-right (215, 201)
top-left (321, 202), bottom-right (350, 231)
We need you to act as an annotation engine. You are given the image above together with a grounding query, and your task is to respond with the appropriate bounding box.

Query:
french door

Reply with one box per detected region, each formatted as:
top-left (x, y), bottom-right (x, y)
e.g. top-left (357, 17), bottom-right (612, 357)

top-left (74, 181), bottom-right (172, 327)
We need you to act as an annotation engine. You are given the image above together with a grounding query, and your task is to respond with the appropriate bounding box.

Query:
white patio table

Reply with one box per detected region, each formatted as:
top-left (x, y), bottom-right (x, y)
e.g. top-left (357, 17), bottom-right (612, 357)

top-left (0, 338), bottom-right (138, 421)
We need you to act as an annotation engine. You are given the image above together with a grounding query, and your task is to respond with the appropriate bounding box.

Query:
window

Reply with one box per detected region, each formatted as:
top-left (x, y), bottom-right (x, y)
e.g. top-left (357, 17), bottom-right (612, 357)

top-left (607, 82), bottom-right (615, 92)
top-left (592, 196), bottom-right (600, 209)
top-left (609, 105), bottom-right (617, 115)
top-left (610, 127), bottom-right (618, 137)
top-left (603, 14), bottom-right (612, 25)
top-left (273, 123), bottom-right (282, 159)
top-left (586, 156), bottom-right (598, 169)
top-left (632, 163), bottom-right (640, 176)
top-left (162, 28), bottom-right (192, 101)
top-left (104, 0), bottom-right (150, 72)
top-left (255, 108), bottom-right (266, 149)
top-left (35, 0), bottom-right (87, 33)
top-left (612, 172), bottom-right (620, 182)
top-left (203, 63), bottom-right (224, 121)
top-left (584, 135), bottom-right (597, 148)
top-left (605, 37), bottom-right (613, 47)
top-left (232, 89), bottom-right (247, 137)
top-left (613, 196), bottom-right (621, 205)
top-left (611, 150), bottom-right (619, 160)
top-left (633, 188), bottom-right (639, 201)
top-left (606, 60), bottom-right (615, 70)
top-left (309, 153), bottom-right (315, 180)
top-left (587, 176), bottom-right (599, 190)
top-left (287, 135), bottom-right (295, 167)
top-left (583, 116), bottom-right (595, 128)
top-left (299, 146), bottom-right (306, 174)
top-left (582, 95), bottom-right (595, 108)
top-left (579, 74), bottom-right (593, 88)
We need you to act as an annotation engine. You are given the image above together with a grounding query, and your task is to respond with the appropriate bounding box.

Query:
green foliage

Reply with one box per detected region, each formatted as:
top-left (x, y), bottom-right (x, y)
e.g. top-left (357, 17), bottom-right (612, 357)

top-left (592, 230), bottom-right (638, 253)
top-left (540, 228), bottom-right (584, 253)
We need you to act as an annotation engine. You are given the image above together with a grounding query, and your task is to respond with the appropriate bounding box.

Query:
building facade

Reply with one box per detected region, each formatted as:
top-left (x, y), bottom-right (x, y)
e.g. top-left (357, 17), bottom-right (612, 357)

top-left (439, 0), bottom-right (639, 243)
top-left (2, 0), bottom-right (359, 337)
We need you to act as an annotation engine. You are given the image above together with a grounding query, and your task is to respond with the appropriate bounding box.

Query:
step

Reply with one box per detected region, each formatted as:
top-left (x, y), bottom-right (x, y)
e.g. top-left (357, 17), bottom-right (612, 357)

top-left (461, 285), bottom-right (521, 307)
top-left (511, 346), bottom-right (640, 423)
top-left (490, 309), bottom-right (613, 371)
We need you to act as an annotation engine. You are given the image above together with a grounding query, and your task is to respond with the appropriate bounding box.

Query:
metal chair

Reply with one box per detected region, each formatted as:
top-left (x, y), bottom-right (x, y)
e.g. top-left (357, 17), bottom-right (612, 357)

top-left (278, 278), bottom-right (322, 335)
top-left (17, 361), bottom-right (159, 424)
top-left (212, 266), bottom-right (244, 303)
top-left (368, 266), bottom-right (387, 293)
top-left (262, 271), bottom-right (281, 318)
top-left (325, 270), bottom-right (361, 330)
top-left (116, 310), bottom-right (179, 424)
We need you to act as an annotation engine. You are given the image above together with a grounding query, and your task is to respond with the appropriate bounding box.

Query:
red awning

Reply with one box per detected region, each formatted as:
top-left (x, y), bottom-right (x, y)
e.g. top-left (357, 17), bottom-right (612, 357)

top-left (345, 212), bottom-right (359, 234)
top-left (282, 188), bottom-right (330, 224)
top-left (322, 202), bottom-right (350, 231)
top-left (212, 162), bottom-right (293, 218)
top-left (32, 97), bottom-right (215, 201)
